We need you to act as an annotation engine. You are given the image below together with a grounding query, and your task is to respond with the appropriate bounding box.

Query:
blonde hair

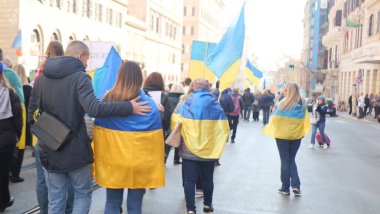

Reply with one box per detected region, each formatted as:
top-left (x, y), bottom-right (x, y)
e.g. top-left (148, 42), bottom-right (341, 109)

top-left (278, 83), bottom-right (304, 111)
top-left (13, 64), bottom-right (28, 85)
top-left (170, 83), bottom-right (184, 93)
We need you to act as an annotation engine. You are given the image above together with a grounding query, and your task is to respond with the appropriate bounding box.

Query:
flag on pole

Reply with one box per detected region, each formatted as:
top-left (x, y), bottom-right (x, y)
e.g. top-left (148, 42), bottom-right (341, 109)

top-left (244, 60), bottom-right (263, 87)
top-left (205, 4), bottom-right (245, 92)
top-left (12, 30), bottom-right (22, 57)
top-left (189, 41), bottom-right (217, 83)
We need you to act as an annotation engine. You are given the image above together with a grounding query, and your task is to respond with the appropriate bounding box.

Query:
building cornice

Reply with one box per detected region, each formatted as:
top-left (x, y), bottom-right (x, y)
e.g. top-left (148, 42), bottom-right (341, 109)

top-left (113, 0), bottom-right (128, 7)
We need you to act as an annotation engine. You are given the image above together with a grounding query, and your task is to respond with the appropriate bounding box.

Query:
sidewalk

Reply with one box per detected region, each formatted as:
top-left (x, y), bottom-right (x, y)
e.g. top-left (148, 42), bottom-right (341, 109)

top-left (337, 111), bottom-right (379, 124)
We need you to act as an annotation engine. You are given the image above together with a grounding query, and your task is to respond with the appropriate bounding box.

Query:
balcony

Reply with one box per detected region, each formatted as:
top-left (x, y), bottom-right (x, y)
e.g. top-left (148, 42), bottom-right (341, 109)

top-left (351, 45), bottom-right (380, 64)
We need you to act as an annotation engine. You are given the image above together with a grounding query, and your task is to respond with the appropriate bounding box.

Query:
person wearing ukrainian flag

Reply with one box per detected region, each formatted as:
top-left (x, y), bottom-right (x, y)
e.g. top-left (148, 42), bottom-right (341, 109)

top-left (172, 78), bottom-right (229, 214)
top-left (263, 83), bottom-right (310, 197)
top-left (93, 61), bottom-right (164, 214)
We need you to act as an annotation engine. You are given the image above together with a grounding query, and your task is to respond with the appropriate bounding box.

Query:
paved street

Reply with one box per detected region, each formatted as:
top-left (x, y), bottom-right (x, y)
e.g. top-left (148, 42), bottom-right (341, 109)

top-left (7, 114), bottom-right (380, 214)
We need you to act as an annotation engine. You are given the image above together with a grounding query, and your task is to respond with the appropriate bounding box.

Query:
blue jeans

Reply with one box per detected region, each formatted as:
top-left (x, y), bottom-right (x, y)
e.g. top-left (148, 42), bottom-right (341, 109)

top-left (262, 107), bottom-right (270, 125)
top-left (44, 164), bottom-right (92, 214)
top-left (276, 139), bottom-right (301, 191)
top-left (182, 159), bottom-right (215, 212)
top-left (35, 144), bottom-right (74, 214)
top-left (311, 122), bottom-right (327, 145)
top-left (105, 188), bottom-right (146, 214)
top-left (244, 105), bottom-right (252, 121)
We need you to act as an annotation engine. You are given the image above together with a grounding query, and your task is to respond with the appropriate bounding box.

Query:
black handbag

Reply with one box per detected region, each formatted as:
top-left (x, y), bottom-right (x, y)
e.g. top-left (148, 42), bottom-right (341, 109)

top-left (31, 78), bottom-right (72, 151)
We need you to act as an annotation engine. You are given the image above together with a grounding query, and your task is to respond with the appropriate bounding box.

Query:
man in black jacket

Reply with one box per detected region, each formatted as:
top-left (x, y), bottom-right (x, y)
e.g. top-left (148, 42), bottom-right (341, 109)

top-left (28, 41), bottom-right (150, 214)
top-left (242, 88), bottom-right (255, 121)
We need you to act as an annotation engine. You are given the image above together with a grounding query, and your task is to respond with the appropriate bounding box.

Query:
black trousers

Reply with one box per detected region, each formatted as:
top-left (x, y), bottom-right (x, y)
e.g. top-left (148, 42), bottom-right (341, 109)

top-left (0, 149), bottom-right (14, 208)
top-left (165, 145), bottom-right (180, 163)
top-left (10, 148), bottom-right (24, 178)
top-left (349, 104), bottom-right (352, 115)
top-left (230, 115), bottom-right (239, 140)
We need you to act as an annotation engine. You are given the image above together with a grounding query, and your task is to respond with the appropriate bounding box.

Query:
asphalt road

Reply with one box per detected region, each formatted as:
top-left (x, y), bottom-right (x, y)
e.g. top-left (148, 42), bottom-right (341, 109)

top-left (7, 114), bottom-right (380, 214)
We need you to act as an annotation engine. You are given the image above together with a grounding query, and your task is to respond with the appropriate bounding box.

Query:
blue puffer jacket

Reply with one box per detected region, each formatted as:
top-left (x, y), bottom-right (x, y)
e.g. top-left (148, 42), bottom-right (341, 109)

top-left (259, 94), bottom-right (274, 109)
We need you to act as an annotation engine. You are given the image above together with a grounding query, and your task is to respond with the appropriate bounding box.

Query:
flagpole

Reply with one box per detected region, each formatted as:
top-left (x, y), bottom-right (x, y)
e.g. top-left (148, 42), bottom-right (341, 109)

top-left (203, 42), bottom-right (209, 79)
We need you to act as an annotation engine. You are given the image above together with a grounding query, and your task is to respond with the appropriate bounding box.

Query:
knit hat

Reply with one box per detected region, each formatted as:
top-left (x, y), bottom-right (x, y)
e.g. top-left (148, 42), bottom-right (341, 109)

top-left (191, 78), bottom-right (210, 91)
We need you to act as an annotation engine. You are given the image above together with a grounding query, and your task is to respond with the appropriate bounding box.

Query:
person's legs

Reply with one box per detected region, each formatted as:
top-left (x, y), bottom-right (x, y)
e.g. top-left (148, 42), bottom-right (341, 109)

top-left (230, 116), bottom-right (239, 141)
top-left (243, 107), bottom-right (248, 121)
top-left (349, 104), bottom-right (352, 115)
top-left (174, 148), bottom-right (181, 163)
top-left (126, 189), bottom-right (146, 214)
top-left (34, 145), bottom-right (49, 214)
top-left (247, 106), bottom-right (252, 121)
top-left (199, 161), bottom-right (215, 207)
top-left (182, 159), bottom-right (199, 212)
top-left (69, 164), bottom-right (93, 214)
top-left (310, 124), bottom-right (317, 144)
top-left (318, 122), bottom-right (327, 145)
top-left (10, 148), bottom-right (25, 180)
top-left (164, 144), bottom-right (171, 163)
top-left (105, 188), bottom-right (124, 214)
top-left (276, 139), bottom-right (291, 192)
top-left (45, 170), bottom-right (69, 214)
top-left (289, 139), bottom-right (301, 189)
top-left (0, 149), bottom-right (13, 209)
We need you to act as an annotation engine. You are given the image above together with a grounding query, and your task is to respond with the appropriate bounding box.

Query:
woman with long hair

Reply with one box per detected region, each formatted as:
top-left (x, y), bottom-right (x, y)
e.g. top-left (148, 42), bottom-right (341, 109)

top-left (309, 96), bottom-right (328, 149)
top-left (0, 62), bottom-right (22, 212)
top-left (9, 64), bottom-right (32, 183)
top-left (263, 83), bottom-right (310, 196)
top-left (143, 72), bottom-right (171, 163)
top-left (93, 61), bottom-right (164, 214)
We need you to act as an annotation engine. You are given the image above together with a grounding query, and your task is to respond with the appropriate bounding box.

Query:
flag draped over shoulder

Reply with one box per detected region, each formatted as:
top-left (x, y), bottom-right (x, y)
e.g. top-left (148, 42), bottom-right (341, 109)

top-left (244, 60), bottom-right (263, 87)
top-left (262, 102), bottom-right (310, 140)
top-left (205, 4), bottom-right (245, 92)
top-left (189, 41), bottom-right (217, 83)
top-left (93, 90), bottom-right (165, 189)
top-left (172, 89), bottom-right (229, 159)
top-left (4, 65), bottom-right (26, 149)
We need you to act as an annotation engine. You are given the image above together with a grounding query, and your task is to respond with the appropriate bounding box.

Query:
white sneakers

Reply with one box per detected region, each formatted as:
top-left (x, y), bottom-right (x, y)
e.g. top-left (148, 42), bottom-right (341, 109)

top-left (309, 143), bottom-right (329, 149)
top-left (308, 144), bottom-right (314, 149)
top-left (323, 144), bottom-right (328, 149)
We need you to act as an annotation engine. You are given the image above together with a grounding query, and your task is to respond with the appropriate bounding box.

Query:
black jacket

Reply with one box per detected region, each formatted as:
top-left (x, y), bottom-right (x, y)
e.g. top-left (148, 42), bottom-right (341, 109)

top-left (0, 89), bottom-right (22, 154)
top-left (242, 92), bottom-right (255, 107)
top-left (28, 56), bottom-right (134, 172)
top-left (259, 94), bottom-right (274, 109)
top-left (143, 86), bottom-right (170, 132)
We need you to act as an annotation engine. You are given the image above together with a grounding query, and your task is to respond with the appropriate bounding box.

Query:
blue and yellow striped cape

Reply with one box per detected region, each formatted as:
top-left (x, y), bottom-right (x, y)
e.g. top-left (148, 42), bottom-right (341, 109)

top-left (172, 89), bottom-right (230, 159)
top-left (263, 101), bottom-right (310, 140)
top-left (93, 90), bottom-right (165, 189)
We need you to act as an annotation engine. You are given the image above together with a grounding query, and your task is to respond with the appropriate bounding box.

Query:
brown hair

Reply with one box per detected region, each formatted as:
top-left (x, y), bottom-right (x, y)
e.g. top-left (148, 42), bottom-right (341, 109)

top-left (103, 61), bottom-right (143, 102)
top-left (45, 41), bottom-right (64, 58)
top-left (143, 72), bottom-right (165, 91)
top-left (13, 64), bottom-right (28, 85)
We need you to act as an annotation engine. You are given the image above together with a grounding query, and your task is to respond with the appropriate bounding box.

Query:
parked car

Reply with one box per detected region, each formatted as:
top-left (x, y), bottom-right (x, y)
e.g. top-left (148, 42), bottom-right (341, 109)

top-left (306, 98), bottom-right (314, 112)
top-left (326, 99), bottom-right (337, 117)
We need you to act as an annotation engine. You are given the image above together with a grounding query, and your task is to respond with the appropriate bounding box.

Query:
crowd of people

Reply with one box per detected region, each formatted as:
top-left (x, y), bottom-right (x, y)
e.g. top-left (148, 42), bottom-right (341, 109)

top-left (348, 92), bottom-right (380, 121)
top-left (1, 41), bottom-right (314, 214)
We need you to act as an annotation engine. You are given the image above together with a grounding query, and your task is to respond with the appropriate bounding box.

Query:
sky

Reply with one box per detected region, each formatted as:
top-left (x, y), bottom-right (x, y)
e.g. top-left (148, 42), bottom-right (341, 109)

top-left (221, 0), bottom-right (307, 72)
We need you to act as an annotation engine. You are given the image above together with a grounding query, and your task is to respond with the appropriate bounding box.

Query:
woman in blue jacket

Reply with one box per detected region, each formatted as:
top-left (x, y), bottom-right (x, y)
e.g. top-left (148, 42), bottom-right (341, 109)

top-left (309, 96), bottom-right (328, 149)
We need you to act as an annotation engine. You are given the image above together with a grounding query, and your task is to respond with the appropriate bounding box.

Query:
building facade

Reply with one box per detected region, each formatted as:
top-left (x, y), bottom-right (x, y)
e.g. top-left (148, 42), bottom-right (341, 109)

top-left (322, 0), bottom-right (380, 103)
top-left (181, 0), bottom-right (225, 81)
top-left (128, 0), bottom-right (183, 84)
top-left (0, 0), bottom-right (130, 74)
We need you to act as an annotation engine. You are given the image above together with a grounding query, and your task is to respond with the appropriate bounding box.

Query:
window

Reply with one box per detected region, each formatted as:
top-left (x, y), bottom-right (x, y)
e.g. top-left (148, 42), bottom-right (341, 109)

top-left (51, 32), bottom-right (60, 41)
top-left (369, 14), bottom-right (374, 36)
top-left (67, 0), bottom-right (71, 12)
top-left (95, 4), bottom-right (103, 22)
top-left (182, 26), bottom-right (186, 35)
top-left (183, 6), bottom-right (186, 16)
top-left (182, 44), bottom-right (185, 54)
top-left (31, 29), bottom-right (43, 56)
top-left (156, 16), bottom-right (159, 33)
top-left (72, 0), bottom-right (77, 13)
top-left (56, 0), bottom-right (61, 8)
top-left (335, 10), bottom-right (342, 26)
top-left (173, 27), bottom-right (176, 40)
top-left (343, 1), bottom-right (347, 18)
top-left (377, 11), bottom-right (380, 33)
top-left (116, 13), bottom-right (122, 28)
top-left (165, 22), bottom-right (169, 36)
top-left (150, 13), bottom-right (154, 30)
top-left (106, 8), bottom-right (113, 25)
top-left (192, 7), bottom-right (195, 16)
top-left (191, 26), bottom-right (194, 35)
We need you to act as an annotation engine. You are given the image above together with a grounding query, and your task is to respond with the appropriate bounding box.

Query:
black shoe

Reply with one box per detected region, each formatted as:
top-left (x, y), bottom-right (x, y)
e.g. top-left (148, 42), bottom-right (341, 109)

top-left (278, 188), bottom-right (290, 195)
top-left (292, 188), bottom-right (301, 196)
top-left (10, 176), bottom-right (24, 183)
top-left (203, 205), bottom-right (214, 213)
top-left (231, 139), bottom-right (235, 143)
top-left (0, 196), bottom-right (15, 212)
top-left (215, 160), bottom-right (221, 166)
top-left (174, 160), bottom-right (182, 165)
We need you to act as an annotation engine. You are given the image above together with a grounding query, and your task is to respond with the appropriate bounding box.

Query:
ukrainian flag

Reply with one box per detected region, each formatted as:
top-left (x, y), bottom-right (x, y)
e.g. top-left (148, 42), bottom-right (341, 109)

top-left (189, 41), bottom-right (217, 83)
top-left (205, 4), bottom-right (245, 92)
top-left (244, 60), bottom-right (263, 87)
top-left (262, 102), bottom-right (310, 140)
top-left (172, 89), bottom-right (229, 159)
top-left (4, 65), bottom-right (26, 149)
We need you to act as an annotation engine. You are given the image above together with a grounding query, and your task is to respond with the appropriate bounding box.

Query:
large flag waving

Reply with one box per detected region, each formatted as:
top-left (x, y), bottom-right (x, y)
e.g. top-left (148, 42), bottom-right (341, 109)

top-left (244, 60), bottom-right (263, 87)
top-left (189, 41), bottom-right (217, 83)
top-left (205, 4), bottom-right (245, 92)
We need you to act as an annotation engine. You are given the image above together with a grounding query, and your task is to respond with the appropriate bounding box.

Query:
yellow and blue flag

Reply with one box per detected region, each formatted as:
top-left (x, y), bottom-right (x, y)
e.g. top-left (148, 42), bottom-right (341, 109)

top-left (244, 60), bottom-right (263, 87)
top-left (189, 41), bottom-right (217, 83)
top-left (172, 89), bottom-right (229, 159)
top-left (4, 65), bottom-right (26, 149)
top-left (205, 4), bottom-right (245, 92)
top-left (262, 102), bottom-right (310, 140)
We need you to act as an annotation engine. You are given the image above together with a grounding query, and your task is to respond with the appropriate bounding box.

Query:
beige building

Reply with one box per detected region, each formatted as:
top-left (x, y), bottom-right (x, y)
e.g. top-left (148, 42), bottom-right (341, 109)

top-left (181, 0), bottom-right (225, 81)
top-left (128, 0), bottom-right (183, 84)
top-left (0, 0), bottom-right (130, 74)
top-left (330, 0), bottom-right (380, 103)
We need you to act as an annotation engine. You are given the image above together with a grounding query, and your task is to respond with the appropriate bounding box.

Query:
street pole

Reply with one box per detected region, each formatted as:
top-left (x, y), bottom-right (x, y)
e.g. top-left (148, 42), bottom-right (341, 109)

top-left (352, 84), bottom-right (357, 117)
